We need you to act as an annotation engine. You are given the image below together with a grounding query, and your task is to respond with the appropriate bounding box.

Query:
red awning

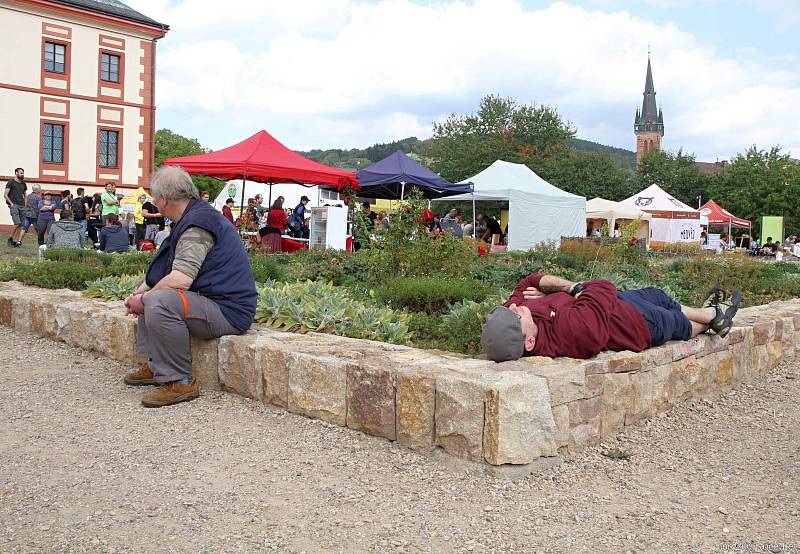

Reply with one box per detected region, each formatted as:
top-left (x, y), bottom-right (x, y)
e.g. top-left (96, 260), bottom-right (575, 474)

top-left (699, 200), bottom-right (751, 228)
top-left (163, 130), bottom-right (357, 186)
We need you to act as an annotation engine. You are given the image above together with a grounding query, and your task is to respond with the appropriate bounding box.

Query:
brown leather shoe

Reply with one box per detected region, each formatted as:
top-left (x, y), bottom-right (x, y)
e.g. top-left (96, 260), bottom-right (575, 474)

top-left (124, 364), bottom-right (156, 386)
top-left (141, 378), bottom-right (199, 408)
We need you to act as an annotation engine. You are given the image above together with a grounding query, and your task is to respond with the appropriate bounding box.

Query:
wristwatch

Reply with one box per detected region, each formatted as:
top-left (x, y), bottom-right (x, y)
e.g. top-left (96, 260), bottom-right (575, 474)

top-left (569, 283), bottom-right (585, 297)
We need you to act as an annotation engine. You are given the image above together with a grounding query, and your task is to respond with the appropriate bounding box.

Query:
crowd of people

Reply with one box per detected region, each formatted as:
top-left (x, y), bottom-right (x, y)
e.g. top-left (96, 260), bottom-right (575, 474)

top-left (5, 169), bottom-right (173, 255)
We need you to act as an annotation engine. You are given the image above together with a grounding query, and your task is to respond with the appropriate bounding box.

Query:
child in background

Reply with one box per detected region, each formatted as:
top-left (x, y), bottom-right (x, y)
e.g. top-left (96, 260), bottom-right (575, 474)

top-left (125, 212), bottom-right (136, 246)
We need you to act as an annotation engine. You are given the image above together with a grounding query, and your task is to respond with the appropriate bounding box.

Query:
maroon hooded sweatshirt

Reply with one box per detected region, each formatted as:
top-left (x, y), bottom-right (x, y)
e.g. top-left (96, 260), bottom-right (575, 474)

top-left (503, 273), bottom-right (651, 359)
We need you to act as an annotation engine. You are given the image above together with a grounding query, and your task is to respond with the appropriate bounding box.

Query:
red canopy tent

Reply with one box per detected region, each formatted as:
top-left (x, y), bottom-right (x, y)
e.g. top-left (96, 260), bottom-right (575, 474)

top-left (163, 130), bottom-right (357, 210)
top-left (699, 200), bottom-right (751, 228)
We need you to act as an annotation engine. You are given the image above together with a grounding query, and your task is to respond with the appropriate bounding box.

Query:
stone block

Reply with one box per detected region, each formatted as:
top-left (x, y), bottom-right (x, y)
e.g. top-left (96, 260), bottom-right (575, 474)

top-left (191, 336), bottom-right (221, 391)
top-left (582, 358), bottom-right (609, 376)
top-left (694, 354), bottom-right (718, 396)
top-left (715, 351), bottom-right (733, 386)
top-left (731, 335), bottom-right (756, 382)
top-left (585, 373), bottom-right (603, 397)
top-left (607, 351), bottom-right (642, 373)
top-left (483, 374), bottom-right (556, 465)
top-left (0, 293), bottom-right (13, 327)
top-left (753, 320), bottom-right (777, 345)
top-left (600, 372), bottom-right (630, 438)
top-left (781, 317), bottom-right (795, 358)
top-left (104, 312), bottom-right (140, 364)
top-left (641, 345), bottom-right (673, 368)
top-left (651, 364), bottom-right (674, 415)
top-left (525, 361), bottom-right (586, 405)
top-left (551, 404), bottom-right (569, 450)
top-left (568, 395), bottom-right (602, 426)
top-left (219, 334), bottom-right (262, 400)
top-left (569, 421), bottom-right (601, 450)
top-left (346, 363), bottom-right (396, 440)
top-left (705, 333), bottom-right (731, 354)
top-left (670, 355), bottom-right (704, 399)
top-left (287, 352), bottom-right (353, 426)
top-left (435, 374), bottom-right (486, 463)
top-left (395, 370), bottom-right (436, 452)
top-left (671, 337), bottom-right (706, 362)
top-left (12, 296), bottom-right (32, 332)
top-left (767, 341), bottom-right (783, 370)
top-left (29, 298), bottom-right (58, 337)
top-left (625, 370), bottom-right (654, 425)
top-left (726, 326), bottom-right (747, 344)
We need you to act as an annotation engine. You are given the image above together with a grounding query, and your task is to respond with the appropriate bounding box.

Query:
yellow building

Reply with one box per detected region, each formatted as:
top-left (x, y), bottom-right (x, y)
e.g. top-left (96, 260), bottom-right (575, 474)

top-left (0, 0), bottom-right (167, 231)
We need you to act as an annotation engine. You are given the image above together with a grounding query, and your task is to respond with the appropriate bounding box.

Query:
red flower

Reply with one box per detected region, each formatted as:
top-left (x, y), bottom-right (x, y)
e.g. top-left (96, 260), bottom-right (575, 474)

top-left (477, 245), bottom-right (488, 256)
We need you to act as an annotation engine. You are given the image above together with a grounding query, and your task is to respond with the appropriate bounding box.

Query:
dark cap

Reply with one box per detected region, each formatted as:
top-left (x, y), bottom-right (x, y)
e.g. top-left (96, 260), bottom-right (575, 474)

top-left (300, 195), bottom-right (310, 202)
top-left (481, 306), bottom-right (525, 362)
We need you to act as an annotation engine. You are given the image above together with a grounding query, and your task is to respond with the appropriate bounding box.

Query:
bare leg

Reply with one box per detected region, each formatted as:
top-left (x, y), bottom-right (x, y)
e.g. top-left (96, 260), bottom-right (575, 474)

top-left (682, 305), bottom-right (715, 337)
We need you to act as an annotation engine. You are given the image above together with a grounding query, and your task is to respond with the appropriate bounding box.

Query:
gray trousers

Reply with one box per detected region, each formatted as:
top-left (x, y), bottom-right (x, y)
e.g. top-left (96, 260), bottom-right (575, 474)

top-left (136, 289), bottom-right (241, 383)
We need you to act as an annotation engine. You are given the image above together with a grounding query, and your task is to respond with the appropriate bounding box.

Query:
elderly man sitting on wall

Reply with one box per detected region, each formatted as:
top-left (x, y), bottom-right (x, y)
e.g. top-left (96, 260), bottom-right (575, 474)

top-left (123, 166), bottom-right (257, 407)
top-left (481, 273), bottom-right (741, 362)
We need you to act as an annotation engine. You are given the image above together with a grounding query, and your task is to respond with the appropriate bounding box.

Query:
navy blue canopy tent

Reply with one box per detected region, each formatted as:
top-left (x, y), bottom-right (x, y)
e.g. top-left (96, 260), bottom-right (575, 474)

top-left (353, 150), bottom-right (473, 199)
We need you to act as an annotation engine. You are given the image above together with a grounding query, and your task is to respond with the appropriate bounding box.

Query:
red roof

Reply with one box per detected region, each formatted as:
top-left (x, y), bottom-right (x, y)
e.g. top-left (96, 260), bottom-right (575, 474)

top-left (699, 199), bottom-right (751, 228)
top-left (163, 130), bottom-right (357, 186)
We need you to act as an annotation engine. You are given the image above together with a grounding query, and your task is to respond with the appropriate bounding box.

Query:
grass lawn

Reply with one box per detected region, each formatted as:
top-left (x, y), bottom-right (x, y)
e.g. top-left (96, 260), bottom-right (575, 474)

top-left (0, 231), bottom-right (40, 261)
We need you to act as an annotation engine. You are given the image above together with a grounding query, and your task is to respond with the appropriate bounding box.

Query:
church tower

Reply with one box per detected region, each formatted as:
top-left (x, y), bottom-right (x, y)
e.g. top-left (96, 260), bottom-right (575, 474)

top-left (634, 54), bottom-right (664, 167)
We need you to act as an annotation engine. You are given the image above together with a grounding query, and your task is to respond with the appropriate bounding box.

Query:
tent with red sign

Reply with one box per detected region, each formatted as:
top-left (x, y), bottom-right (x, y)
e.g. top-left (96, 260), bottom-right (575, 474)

top-left (163, 130), bottom-right (358, 212)
top-left (699, 200), bottom-right (751, 229)
top-left (621, 184), bottom-right (701, 247)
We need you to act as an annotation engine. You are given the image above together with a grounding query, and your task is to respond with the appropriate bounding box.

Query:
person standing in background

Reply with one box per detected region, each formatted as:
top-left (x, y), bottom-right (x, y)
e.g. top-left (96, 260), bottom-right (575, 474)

top-left (222, 198), bottom-right (235, 225)
top-left (134, 193), bottom-right (147, 246)
top-left (36, 192), bottom-right (57, 246)
top-left (21, 183), bottom-right (41, 247)
top-left (70, 187), bottom-right (90, 238)
top-left (201, 191), bottom-right (210, 202)
top-left (4, 167), bottom-right (27, 247)
top-left (101, 182), bottom-right (120, 225)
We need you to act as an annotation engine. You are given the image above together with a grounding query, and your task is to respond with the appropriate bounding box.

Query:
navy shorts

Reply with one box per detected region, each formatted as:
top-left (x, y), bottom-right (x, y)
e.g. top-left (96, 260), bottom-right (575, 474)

top-left (618, 288), bottom-right (692, 346)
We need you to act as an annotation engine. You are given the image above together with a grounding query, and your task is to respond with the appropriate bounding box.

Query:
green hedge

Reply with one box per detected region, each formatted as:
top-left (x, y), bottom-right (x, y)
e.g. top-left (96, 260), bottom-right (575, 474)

top-left (374, 276), bottom-right (492, 314)
top-left (9, 260), bottom-right (108, 290)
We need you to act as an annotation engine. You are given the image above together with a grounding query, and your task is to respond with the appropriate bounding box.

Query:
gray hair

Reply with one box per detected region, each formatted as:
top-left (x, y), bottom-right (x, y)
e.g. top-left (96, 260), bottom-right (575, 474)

top-left (150, 166), bottom-right (199, 202)
top-left (32, 184), bottom-right (41, 192)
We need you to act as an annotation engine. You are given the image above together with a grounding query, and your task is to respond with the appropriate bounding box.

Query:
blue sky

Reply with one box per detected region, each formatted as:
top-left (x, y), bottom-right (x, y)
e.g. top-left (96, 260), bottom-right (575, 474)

top-left (130, 0), bottom-right (800, 162)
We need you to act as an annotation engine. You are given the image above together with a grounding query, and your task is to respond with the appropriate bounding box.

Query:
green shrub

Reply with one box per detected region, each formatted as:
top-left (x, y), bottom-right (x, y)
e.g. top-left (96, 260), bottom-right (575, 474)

top-left (43, 247), bottom-right (107, 267)
top-left (105, 252), bottom-right (153, 276)
top-left (11, 260), bottom-right (108, 290)
top-left (84, 274), bottom-right (144, 300)
top-left (255, 280), bottom-right (410, 344)
top-left (409, 295), bottom-right (506, 355)
top-left (374, 276), bottom-right (492, 314)
top-left (250, 254), bottom-right (285, 283)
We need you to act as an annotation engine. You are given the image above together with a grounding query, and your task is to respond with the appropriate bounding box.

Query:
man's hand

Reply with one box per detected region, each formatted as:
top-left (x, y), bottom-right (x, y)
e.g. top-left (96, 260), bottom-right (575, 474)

top-left (124, 293), bottom-right (144, 316)
top-left (522, 286), bottom-right (546, 299)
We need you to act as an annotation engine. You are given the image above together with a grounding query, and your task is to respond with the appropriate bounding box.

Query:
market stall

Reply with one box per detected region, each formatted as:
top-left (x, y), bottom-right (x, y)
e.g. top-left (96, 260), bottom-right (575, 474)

top-left (621, 184), bottom-right (700, 248)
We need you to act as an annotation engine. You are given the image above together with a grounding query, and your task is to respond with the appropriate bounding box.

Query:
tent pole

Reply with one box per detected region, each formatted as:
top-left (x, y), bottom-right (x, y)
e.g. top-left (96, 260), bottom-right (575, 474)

top-left (472, 193), bottom-right (476, 239)
top-left (400, 181), bottom-right (405, 201)
top-left (268, 178), bottom-right (273, 208)
top-left (239, 174), bottom-right (246, 223)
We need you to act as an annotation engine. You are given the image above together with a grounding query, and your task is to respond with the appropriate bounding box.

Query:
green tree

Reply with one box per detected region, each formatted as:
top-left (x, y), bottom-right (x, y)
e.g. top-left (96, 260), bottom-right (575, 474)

top-left (154, 129), bottom-right (224, 199)
top-left (540, 149), bottom-right (635, 201)
top-left (634, 149), bottom-right (710, 208)
top-left (427, 95), bottom-right (576, 182)
top-left (708, 146), bottom-right (800, 236)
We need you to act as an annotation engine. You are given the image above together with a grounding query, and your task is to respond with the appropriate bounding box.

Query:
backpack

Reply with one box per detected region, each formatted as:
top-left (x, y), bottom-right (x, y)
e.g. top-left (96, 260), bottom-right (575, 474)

top-left (71, 196), bottom-right (86, 220)
top-left (138, 239), bottom-right (155, 252)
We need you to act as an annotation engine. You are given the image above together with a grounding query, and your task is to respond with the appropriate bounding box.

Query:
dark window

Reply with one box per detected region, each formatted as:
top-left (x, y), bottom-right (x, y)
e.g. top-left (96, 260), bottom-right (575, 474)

top-left (100, 53), bottom-right (120, 83)
top-left (44, 42), bottom-right (66, 73)
top-left (99, 129), bottom-right (118, 168)
top-left (42, 123), bottom-right (65, 164)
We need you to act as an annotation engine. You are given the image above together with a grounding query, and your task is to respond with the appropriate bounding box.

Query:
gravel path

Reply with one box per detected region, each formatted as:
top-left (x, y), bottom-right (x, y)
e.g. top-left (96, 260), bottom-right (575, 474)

top-left (1, 325), bottom-right (798, 553)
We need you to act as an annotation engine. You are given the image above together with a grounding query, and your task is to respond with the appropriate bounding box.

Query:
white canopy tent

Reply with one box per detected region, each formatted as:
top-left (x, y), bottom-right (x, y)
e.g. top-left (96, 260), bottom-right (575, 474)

top-left (621, 184), bottom-right (701, 245)
top-left (585, 197), bottom-right (652, 246)
top-left (441, 160), bottom-right (586, 250)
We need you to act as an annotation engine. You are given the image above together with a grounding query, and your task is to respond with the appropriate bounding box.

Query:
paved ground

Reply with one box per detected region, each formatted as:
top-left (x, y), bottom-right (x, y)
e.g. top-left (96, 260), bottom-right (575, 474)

top-left (1, 325), bottom-right (798, 553)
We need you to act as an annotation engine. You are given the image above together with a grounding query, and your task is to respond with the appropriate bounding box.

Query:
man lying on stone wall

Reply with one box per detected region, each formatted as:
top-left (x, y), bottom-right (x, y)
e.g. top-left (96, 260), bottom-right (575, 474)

top-left (481, 273), bottom-right (741, 363)
top-left (121, 166), bottom-right (257, 407)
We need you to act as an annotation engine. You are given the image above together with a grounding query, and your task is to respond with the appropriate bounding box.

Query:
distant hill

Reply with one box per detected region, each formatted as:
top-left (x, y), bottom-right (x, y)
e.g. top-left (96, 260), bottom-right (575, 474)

top-left (301, 136), bottom-right (636, 173)
top-left (571, 138), bottom-right (636, 173)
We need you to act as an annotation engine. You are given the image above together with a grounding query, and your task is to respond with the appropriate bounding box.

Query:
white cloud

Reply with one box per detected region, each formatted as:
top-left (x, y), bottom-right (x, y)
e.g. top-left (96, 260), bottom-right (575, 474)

top-left (131, 0), bottom-right (800, 160)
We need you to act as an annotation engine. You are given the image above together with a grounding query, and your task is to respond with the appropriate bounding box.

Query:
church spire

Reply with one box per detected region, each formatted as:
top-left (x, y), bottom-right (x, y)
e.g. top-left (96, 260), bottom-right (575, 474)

top-left (634, 53), bottom-right (665, 167)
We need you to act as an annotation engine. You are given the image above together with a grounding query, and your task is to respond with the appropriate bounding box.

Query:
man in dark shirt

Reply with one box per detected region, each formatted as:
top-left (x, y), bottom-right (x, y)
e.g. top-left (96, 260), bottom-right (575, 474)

top-left (478, 214), bottom-right (503, 243)
top-left (361, 201), bottom-right (378, 228)
top-left (4, 167), bottom-right (27, 247)
top-left (481, 273), bottom-right (741, 362)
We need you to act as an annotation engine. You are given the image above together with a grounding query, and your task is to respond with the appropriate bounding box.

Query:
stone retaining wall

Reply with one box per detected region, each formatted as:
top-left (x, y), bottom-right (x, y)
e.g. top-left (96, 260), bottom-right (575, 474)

top-left (1, 281), bottom-right (797, 472)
